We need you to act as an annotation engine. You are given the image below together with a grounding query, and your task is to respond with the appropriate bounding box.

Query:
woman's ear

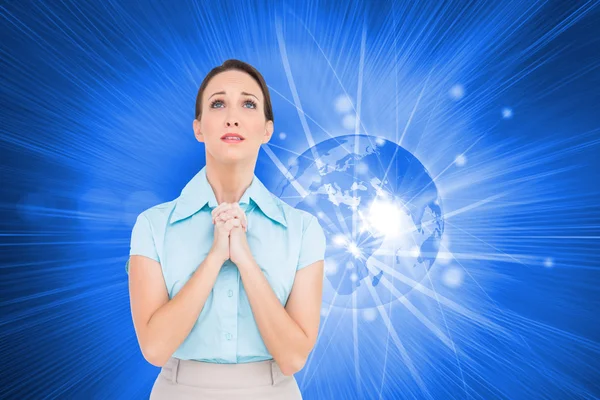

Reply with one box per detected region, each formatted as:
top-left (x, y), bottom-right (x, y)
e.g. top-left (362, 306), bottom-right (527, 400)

top-left (262, 120), bottom-right (274, 144)
top-left (193, 118), bottom-right (204, 143)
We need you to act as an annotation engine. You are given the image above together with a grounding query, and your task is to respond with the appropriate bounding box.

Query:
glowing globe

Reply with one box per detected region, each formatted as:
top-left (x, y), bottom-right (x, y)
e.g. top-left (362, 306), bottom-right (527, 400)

top-left (276, 135), bottom-right (444, 309)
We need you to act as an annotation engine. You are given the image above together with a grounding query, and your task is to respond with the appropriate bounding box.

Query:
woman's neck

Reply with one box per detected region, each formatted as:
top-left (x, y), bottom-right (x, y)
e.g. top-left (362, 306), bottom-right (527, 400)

top-left (204, 157), bottom-right (255, 205)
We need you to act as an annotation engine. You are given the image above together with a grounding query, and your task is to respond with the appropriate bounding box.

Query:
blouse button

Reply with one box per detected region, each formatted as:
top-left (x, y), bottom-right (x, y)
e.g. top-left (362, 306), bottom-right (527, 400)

top-left (228, 289), bottom-right (233, 297)
top-left (225, 333), bottom-right (232, 340)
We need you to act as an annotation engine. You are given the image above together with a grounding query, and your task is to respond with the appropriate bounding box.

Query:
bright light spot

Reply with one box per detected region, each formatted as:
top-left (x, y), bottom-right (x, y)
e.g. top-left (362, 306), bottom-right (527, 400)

top-left (324, 259), bottom-right (338, 276)
top-left (359, 222), bottom-right (369, 233)
top-left (455, 154), bottom-right (467, 167)
top-left (410, 246), bottom-right (420, 258)
top-left (334, 95), bottom-right (353, 113)
top-left (348, 242), bottom-right (362, 258)
top-left (321, 307), bottom-right (329, 317)
top-left (362, 308), bottom-right (377, 322)
top-left (449, 84), bottom-right (465, 100)
top-left (288, 157), bottom-right (298, 167)
top-left (436, 252), bottom-right (453, 265)
top-left (279, 132), bottom-right (287, 140)
top-left (543, 257), bottom-right (554, 268)
top-left (502, 107), bottom-right (513, 119)
top-left (350, 272), bottom-right (358, 282)
top-left (356, 162), bottom-right (369, 175)
top-left (375, 137), bottom-right (386, 146)
top-left (375, 189), bottom-right (388, 199)
top-left (442, 266), bottom-right (464, 287)
top-left (333, 234), bottom-right (347, 246)
top-left (303, 194), bottom-right (318, 206)
top-left (317, 211), bottom-right (325, 219)
top-left (367, 199), bottom-right (404, 237)
top-left (342, 114), bottom-right (356, 130)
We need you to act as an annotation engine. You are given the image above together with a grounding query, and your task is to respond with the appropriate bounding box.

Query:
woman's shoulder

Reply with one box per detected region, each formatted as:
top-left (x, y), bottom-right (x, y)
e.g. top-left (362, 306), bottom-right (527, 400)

top-left (134, 199), bottom-right (177, 230)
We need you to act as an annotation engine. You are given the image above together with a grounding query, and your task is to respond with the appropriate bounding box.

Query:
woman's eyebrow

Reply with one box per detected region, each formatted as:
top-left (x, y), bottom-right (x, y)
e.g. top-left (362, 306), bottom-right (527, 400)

top-left (241, 91), bottom-right (258, 100)
top-left (208, 91), bottom-right (259, 100)
top-left (208, 91), bottom-right (225, 99)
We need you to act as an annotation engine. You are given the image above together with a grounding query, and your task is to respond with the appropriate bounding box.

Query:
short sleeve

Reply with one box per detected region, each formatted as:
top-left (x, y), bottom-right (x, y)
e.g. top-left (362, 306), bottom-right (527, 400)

top-left (296, 215), bottom-right (326, 271)
top-left (125, 213), bottom-right (160, 274)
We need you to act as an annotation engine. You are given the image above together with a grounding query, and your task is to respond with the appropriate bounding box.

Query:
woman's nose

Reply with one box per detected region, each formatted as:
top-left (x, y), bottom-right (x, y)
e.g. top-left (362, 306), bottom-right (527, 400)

top-left (226, 121), bottom-right (239, 127)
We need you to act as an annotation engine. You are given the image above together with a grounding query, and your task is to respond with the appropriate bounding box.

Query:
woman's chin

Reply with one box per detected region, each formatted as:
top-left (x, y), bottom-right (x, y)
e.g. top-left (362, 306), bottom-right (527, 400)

top-left (217, 151), bottom-right (254, 164)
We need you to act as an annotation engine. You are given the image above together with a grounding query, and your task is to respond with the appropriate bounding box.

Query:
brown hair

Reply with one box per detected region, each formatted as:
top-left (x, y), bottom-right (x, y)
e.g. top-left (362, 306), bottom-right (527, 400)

top-left (194, 59), bottom-right (274, 123)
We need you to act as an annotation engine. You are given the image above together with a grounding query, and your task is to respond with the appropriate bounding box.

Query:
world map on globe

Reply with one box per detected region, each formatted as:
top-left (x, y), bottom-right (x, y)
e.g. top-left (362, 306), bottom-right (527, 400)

top-left (276, 134), bottom-right (444, 309)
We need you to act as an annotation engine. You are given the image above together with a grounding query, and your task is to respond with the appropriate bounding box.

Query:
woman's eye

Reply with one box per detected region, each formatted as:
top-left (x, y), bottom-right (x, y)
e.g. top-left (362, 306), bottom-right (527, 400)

top-left (210, 99), bottom-right (256, 109)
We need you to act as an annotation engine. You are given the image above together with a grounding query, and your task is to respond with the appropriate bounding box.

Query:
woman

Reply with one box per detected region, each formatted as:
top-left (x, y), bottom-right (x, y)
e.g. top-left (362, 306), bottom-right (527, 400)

top-left (126, 59), bottom-right (326, 399)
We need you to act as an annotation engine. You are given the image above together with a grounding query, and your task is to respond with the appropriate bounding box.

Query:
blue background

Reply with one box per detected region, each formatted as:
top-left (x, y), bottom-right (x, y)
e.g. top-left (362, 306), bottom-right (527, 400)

top-left (1, 0), bottom-right (599, 399)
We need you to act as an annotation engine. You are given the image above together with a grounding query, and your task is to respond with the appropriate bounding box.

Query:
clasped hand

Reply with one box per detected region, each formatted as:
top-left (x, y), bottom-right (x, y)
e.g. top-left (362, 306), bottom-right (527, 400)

top-left (210, 202), bottom-right (252, 267)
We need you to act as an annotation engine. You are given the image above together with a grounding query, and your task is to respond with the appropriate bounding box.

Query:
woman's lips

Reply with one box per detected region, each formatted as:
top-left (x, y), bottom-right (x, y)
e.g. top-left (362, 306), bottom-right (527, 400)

top-left (221, 133), bottom-right (245, 143)
top-left (221, 136), bottom-right (244, 144)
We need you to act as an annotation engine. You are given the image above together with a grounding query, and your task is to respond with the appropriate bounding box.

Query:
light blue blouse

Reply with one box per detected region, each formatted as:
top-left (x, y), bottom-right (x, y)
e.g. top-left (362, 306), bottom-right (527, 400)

top-left (126, 165), bottom-right (326, 364)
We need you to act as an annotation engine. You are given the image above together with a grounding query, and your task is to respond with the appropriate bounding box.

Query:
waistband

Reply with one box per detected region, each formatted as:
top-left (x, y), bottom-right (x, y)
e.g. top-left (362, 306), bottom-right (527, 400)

top-left (159, 357), bottom-right (289, 389)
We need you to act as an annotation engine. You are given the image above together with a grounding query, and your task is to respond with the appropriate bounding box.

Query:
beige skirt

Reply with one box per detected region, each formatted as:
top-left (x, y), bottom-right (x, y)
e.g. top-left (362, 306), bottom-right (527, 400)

top-left (149, 357), bottom-right (303, 400)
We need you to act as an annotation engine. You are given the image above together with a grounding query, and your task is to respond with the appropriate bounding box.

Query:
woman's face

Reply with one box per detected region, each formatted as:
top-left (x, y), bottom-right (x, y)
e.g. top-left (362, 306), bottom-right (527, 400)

top-left (193, 70), bottom-right (274, 164)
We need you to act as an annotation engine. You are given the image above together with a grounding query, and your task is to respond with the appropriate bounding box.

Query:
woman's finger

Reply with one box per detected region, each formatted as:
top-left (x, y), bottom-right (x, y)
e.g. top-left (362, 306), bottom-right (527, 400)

top-left (223, 211), bottom-right (245, 230)
top-left (227, 206), bottom-right (247, 231)
top-left (212, 202), bottom-right (230, 218)
top-left (222, 218), bottom-right (241, 234)
top-left (213, 203), bottom-right (247, 231)
top-left (211, 203), bottom-right (231, 224)
top-left (230, 203), bottom-right (248, 230)
top-left (218, 213), bottom-right (235, 222)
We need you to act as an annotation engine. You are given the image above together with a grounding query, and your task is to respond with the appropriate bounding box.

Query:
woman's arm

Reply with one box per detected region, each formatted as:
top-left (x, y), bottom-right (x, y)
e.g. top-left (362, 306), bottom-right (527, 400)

top-left (238, 259), bottom-right (324, 376)
top-left (128, 251), bottom-right (223, 367)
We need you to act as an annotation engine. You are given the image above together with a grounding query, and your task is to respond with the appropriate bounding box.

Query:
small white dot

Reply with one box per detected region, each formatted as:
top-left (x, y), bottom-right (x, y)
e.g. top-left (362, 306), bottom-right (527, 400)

top-left (334, 95), bottom-right (353, 113)
top-left (303, 194), bottom-right (318, 206)
top-left (356, 162), bottom-right (369, 175)
top-left (502, 107), bottom-right (513, 119)
top-left (325, 259), bottom-right (338, 276)
top-left (455, 154), bottom-right (467, 167)
top-left (279, 132), bottom-right (287, 140)
top-left (543, 257), bottom-right (554, 268)
top-left (442, 266), bottom-right (464, 287)
top-left (342, 114), bottom-right (356, 130)
top-left (350, 272), bottom-right (358, 281)
top-left (449, 84), bottom-right (465, 100)
top-left (362, 308), bottom-right (377, 321)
